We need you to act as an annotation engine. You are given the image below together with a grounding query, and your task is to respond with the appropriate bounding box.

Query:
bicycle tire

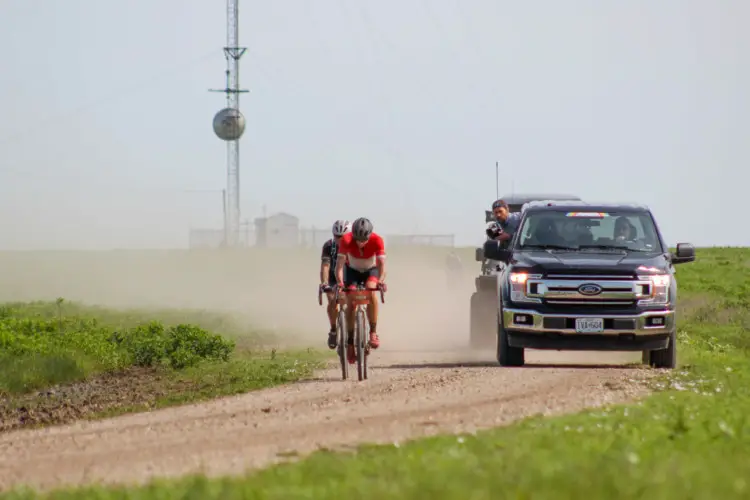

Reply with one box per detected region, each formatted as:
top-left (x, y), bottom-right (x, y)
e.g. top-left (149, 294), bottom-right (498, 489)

top-left (337, 308), bottom-right (348, 380)
top-left (355, 308), bottom-right (366, 381)
top-left (362, 312), bottom-right (369, 380)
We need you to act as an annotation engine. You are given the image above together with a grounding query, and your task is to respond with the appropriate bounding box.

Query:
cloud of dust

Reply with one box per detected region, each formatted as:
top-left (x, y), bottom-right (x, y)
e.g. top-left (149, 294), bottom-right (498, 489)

top-left (0, 247), bottom-right (638, 365)
top-left (0, 247), bottom-right (479, 353)
top-left (0, 249), bottom-right (330, 344)
top-left (374, 249), bottom-right (474, 353)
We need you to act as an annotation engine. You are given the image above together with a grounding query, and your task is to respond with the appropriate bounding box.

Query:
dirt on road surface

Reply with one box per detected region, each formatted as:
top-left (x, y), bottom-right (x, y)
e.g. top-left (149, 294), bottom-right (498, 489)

top-left (0, 347), bottom-right (653, 492)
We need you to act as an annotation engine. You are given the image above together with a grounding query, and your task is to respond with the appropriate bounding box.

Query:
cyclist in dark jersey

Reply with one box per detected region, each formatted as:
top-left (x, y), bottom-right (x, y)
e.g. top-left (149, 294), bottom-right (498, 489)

top-left (320, 219), bottom-right (350, 349)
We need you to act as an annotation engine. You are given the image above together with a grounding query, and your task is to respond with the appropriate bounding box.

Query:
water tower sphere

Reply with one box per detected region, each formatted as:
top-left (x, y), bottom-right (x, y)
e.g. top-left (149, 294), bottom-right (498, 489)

top-left (212, 107), bottom-right (246, 141)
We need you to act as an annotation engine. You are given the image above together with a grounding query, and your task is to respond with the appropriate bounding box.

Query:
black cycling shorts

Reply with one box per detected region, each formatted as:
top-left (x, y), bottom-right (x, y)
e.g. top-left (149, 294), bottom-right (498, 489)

top-left (344, 266), bottom-right (379, 288)
top-left (327, 269), bottom-right (343, 287)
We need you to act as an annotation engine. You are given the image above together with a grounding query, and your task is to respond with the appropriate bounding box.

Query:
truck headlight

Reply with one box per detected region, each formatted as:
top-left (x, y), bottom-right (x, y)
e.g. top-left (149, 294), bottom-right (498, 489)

top-left (638, 274), bottom-right (670, 304)
top-left (509, 272), bottom-right (528, 284)
top-left (508, 272), bottom-right (541, 303)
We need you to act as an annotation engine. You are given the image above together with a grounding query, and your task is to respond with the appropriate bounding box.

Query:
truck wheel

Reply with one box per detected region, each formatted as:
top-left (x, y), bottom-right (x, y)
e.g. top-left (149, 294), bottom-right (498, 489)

top-left (469, 292), bottom-right (494, 349)
top-left (644, 330), bottom-right (677, 369)
top-left (497, 310), bottom-right (524, 367)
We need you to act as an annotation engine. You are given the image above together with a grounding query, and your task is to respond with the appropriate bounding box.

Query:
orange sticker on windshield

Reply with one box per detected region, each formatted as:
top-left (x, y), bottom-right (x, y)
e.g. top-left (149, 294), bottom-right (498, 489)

top-left (566, 212), bottom-right (609, 217)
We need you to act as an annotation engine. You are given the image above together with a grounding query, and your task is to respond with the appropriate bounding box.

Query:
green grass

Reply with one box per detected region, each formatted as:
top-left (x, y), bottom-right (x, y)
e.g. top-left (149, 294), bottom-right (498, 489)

top-left (0, 300), bottom-right (274, 345)
top-left (156, 348), bottom-right (322, 403)
top-left (0, 301), bottom-right (325, 428)
top-left (6, 247), bottom-right (749, 499)
top-left (0, 300), bottom-right (230, 395)
top-left (89, 348), bottom-right (325, 420)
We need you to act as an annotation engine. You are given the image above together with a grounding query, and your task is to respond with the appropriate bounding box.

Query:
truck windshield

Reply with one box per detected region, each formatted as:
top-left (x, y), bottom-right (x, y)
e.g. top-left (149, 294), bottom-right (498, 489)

top-left (516, 211), bottom-right (663, 252)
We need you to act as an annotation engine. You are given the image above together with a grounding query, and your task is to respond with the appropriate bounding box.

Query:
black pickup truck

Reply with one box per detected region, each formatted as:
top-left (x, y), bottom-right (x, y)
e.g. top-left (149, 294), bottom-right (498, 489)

top-left (482, 201), bottom-right (695, 369)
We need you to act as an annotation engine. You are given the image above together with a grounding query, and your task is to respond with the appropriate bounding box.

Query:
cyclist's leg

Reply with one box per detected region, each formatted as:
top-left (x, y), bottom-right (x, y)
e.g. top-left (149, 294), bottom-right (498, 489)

top-left (343, 266), bottom-right (363, 363)
top-left (325, 271), bottom-right (338, 349)
top-left (364, 268), bottom-right (381, 348)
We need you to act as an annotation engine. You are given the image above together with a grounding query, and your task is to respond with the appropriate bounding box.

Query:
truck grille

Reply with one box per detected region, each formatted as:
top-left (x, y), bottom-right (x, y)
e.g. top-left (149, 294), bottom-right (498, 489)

top-left (526, 275), bottom-right (651, 306)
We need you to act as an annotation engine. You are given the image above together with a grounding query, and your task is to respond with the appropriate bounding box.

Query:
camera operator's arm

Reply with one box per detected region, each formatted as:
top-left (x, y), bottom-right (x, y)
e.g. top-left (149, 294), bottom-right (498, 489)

top-left (497, 212), bottom-right (522, 241)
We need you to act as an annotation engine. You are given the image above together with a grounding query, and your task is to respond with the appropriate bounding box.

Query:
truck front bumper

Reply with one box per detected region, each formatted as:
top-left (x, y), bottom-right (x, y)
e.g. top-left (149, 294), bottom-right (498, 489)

top-left (501, 308), bottom-right (674, 351)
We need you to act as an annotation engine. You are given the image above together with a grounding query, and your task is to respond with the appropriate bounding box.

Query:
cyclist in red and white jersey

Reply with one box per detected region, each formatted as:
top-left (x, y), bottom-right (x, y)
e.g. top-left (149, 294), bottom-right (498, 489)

top-left (334, 217), bottom-right (387, 364)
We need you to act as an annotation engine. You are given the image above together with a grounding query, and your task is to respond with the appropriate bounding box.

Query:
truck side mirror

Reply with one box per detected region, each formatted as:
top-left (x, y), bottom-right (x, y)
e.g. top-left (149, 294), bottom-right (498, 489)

top-left (483, 240), bottom-right (510, 262)
top-left (485, 210), bottom-right (494, 223)
top-left (672, 242), bottom-right (695, 264)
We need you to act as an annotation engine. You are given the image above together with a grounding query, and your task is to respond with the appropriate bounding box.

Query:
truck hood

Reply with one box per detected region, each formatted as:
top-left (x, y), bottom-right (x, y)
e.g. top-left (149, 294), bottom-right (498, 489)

top-left (511, 250), bottom-right (670, 276)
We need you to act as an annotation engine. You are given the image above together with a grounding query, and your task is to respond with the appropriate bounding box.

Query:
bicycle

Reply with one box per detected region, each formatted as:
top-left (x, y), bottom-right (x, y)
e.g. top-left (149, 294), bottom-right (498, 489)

top-left (335, 283), bottom-right (386, 381)
top-left (319, 284), bottom-right (348, 380)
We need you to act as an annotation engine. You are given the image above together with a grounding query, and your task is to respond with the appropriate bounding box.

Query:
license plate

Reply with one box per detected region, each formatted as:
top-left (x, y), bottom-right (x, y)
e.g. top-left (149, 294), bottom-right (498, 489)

top-left (575, 318), bottom-right (604, 333)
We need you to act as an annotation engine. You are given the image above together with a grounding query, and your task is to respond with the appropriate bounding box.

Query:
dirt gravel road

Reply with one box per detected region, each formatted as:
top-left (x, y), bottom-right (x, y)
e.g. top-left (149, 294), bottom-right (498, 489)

top-left (0, 251), bottom-right (655, 491)
top-left (0, 348), bottom-right (652, 492)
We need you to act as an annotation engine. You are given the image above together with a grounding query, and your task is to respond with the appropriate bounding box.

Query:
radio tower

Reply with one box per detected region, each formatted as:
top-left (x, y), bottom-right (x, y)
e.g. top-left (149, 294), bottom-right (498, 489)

top-left (210, 0), bottom-right (248, 247)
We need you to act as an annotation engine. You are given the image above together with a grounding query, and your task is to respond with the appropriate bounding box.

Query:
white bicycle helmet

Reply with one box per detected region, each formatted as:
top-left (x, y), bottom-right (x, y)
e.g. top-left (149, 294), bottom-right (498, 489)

top-left (332, 219), bottom-right (351, 237)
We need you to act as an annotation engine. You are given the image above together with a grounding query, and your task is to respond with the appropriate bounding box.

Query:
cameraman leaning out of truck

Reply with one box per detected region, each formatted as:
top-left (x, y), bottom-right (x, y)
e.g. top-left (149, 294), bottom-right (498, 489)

top-left (486, 199), bottom-right (522, 245)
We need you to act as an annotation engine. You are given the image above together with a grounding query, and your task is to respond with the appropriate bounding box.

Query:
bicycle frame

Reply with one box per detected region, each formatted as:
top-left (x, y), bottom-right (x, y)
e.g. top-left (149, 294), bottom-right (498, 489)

top-left (334, 285), bottom-right (385, 309)
top-left (333, 284), bottom-right (385, 381)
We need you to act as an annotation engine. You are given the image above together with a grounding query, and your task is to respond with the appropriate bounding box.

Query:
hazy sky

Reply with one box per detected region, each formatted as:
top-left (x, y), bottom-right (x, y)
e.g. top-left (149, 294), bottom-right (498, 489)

top-left (0, 0), bottom-right (747, 249)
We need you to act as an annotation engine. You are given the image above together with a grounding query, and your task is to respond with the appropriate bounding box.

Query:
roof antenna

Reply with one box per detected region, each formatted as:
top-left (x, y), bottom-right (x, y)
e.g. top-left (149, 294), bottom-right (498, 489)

top-left (495, 161), bottom-right (499, 199)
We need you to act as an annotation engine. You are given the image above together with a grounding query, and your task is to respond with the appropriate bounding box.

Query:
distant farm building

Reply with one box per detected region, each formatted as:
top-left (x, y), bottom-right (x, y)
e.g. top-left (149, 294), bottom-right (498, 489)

top-left (254, 212), bottom-right (300, 248)
top-left (187, 211), bottom-right (455, 249)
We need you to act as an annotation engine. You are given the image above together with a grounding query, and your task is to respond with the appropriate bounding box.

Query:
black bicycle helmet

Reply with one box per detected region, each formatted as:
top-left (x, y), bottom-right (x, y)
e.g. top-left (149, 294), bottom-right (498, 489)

top-left (351, 217), bottom-right (374, 241)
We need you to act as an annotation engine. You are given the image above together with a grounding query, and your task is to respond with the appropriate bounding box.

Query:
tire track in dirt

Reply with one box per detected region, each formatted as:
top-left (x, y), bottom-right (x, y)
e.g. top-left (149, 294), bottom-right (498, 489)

top-left (0, 348), bottom-right (653, 492)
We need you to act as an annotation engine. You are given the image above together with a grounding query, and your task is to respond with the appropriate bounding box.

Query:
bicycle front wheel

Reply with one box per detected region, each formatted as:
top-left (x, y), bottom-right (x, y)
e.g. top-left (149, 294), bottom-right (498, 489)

top-left (355, 308), bottom-right (367, 381)
top-left (337, 309), bottom-right (348, 380)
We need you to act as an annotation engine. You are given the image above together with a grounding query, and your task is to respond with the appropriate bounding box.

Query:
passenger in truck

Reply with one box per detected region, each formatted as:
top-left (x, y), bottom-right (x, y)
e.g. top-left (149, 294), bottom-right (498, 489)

top-left (614, 217), bottom-right (637, 242)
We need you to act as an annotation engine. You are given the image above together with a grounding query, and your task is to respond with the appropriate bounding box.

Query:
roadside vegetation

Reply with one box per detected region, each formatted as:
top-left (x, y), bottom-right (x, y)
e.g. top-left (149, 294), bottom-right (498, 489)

top-left (0, 300), bottom-right (324, 431)
top-left (6, 247), bottom-right (748, 499)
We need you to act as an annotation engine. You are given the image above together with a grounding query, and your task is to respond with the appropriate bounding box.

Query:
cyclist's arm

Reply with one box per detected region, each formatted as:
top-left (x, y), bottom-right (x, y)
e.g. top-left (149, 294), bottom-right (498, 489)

top-left (336, 235), bottom-right (354, 286)
top-left (374, 236), bottom-right (387, 283)
top-left (320, 260), bottom-right (330, 283)
top-left (335, 254), bottom-right (347, 285)
top-left (320, 241), bottom-right (332, 283)
top-left (377, 255), bottom-right (386, 283)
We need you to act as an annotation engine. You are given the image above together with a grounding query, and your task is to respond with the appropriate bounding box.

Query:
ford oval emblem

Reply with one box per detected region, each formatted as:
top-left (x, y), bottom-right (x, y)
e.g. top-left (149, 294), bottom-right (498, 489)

top-left (578, 283), bottom-right (603, 296)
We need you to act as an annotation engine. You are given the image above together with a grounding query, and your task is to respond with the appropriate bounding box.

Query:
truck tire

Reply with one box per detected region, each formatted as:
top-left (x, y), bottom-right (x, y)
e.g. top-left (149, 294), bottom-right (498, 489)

top-left (641, 350), bottom-right (650, 365)
top-left (643, 330), bottom-right (677, 369)
top-left (497, 309), bottom-right (524, 367)
top-left (469, 292), bottom-right (495, 349)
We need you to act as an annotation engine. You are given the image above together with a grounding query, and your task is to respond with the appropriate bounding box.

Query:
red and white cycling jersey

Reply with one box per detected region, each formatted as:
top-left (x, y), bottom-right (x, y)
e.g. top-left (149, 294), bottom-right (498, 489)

top-left (338, 232), bottom-right (386, 271)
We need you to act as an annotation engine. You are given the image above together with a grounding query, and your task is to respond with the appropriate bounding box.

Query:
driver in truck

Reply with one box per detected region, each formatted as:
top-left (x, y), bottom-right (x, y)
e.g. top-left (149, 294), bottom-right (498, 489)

top-left (486, 199), bottom-right (522, 245)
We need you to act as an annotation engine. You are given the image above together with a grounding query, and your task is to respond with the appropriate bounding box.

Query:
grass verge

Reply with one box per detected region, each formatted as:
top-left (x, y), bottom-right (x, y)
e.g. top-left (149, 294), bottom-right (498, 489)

top-left (5, 247), bottom-right (748, 499)
top-left (0, 301), bottom-right (325, 431)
